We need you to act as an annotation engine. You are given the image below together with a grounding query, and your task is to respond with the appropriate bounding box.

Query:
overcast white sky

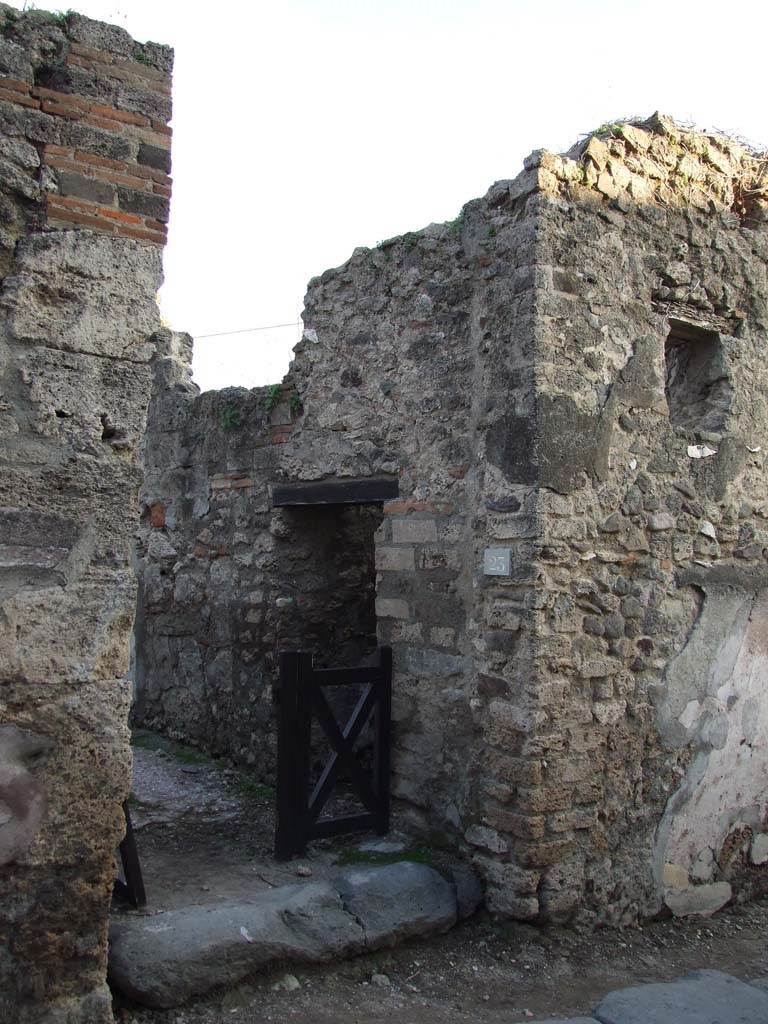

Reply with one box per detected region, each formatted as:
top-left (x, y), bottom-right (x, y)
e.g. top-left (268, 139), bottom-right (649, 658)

top-left (15, 0), bottom-right (767, 390)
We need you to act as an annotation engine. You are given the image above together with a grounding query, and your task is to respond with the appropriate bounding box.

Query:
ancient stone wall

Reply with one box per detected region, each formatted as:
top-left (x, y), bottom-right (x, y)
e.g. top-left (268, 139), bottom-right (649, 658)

top-left (0, 9), bottom-right (172, 1022)
top-left (135, 378), bottom-right (385, 772)
top-left (137, 114), bottom-right (768, 927)
top-left (522, 118), bottom-right (768, 924)
top-left (134, 211), bottom-right (496, 795)
top-left (288, 214), bottom-right (535, 832)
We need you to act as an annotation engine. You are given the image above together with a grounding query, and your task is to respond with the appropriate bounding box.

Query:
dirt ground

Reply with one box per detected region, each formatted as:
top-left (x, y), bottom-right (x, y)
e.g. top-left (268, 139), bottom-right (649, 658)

top-left (125, 730), bottom-right (386, 911)
top-left (117, 732), bottom-right (768, 1024)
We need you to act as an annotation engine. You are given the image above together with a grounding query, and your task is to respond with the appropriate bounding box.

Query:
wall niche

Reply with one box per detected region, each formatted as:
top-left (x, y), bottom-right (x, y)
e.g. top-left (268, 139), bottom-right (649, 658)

top-left (664, 318), bottom-right (732, 433)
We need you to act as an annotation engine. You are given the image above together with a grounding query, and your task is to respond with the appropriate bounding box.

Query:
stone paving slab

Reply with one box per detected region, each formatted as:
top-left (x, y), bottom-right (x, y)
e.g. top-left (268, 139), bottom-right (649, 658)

top-left (592, 970), bottom-right (768, 1024)
top-left (109, 862), bottom-right (457, 1008)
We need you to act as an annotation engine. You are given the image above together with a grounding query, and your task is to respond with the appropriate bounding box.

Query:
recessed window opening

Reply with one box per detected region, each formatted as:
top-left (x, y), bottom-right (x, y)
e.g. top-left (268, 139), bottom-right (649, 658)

top-left (664, 319), bottom-right (730, 433)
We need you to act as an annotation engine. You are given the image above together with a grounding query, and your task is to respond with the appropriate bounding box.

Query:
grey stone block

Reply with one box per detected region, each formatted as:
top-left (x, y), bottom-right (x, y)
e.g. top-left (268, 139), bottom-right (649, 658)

top-left (392, 518), bottom-right (437, 543)
top-left (450, 863), bottom-right (484, 918)
top-left (109, 882), bottom-right (365, 1009)
top-left (593, 970), bottom-right (768, 1024)
top-left (0, 136), bottom-right (39, 172)
top-left (138, 141), bottom-right (172, 173)
top-left (0, 726), bottom-right (50, 865)
top-left (749, 833), bottom-right (768, 865)
top-left (534, 1019), bottom-right (599, 1023)
top-left (335, 861), bottom-right (457, 949)
top-left (664, 881), bottom-right (732, 918)
top-left (117, 83), bottom-right (173, 125)
top-left (375, 545), bottom-right (415, 571)
top-left (110, 863), bottom-right (459, 1008)
top-left (375, 597), bottom-right (409, 619)
top-left (60, 120), bottom-right (136, 161)
top-left (358, 837), bottom-right (407, 854)
top-left (117, 185), bottom-right (170, 222)
top-left (0, 39), bottom-right (33, 82)
top-left (66, 12), bottom-right (135, 56)
top-left (404, 646), bottom-right (464, 678)
top-left (57, 169), bottom-right (115, 206)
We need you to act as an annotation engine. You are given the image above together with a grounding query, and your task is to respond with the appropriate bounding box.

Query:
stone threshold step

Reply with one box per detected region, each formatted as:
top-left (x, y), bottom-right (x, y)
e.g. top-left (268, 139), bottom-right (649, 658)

top-left (109, 860), bottom-right (476, 1009)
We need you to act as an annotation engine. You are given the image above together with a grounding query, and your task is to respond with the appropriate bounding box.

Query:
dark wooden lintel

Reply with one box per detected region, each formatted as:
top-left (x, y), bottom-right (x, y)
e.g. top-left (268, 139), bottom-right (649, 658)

top-left (271, 476), bottom-right (399, 508)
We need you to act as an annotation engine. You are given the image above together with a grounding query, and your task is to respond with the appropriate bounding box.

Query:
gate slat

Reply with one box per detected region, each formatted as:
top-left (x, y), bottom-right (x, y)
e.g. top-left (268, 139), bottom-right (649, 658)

top-left (307, 683), bottom-right (376, 820)
top-left (309, 665), bottom-right (388, 686)
top-left (309, 686), bottom-right (380, 817)
top-left (311, 812), bottom-right (378, 840)
top-left (274, 646), bottom-right (392, 859)
top-left (373, 645), bottom-right (392, 835)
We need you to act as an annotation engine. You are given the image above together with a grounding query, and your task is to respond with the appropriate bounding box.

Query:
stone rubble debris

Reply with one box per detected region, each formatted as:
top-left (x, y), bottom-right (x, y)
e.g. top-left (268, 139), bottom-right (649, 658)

top-left (687, 444), bottom-right (718, 458)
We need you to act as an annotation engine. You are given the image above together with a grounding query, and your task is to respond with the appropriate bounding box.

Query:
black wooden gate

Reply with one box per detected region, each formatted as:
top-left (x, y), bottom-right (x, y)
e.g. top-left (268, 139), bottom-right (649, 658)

top-left (275, 646), bottom-right (392, 859)
top-left (114, 801), bottom-right (146, 907)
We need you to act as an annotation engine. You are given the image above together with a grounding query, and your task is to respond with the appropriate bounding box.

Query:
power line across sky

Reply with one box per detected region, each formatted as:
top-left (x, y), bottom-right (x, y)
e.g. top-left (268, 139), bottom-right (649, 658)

top-left (31, 0), bottom-right (766, 394)
top-left (195, 322), bottom-right (301, 340)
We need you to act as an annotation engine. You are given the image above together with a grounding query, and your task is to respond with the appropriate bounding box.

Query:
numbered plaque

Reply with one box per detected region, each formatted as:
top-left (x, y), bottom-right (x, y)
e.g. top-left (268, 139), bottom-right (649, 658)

top-left (483, 547), bottom-right (512, 576)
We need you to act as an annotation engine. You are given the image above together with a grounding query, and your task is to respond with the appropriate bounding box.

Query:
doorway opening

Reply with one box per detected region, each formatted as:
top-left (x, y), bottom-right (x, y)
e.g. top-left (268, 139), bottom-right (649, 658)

top-left (271, 476), bottom-right (396, 845)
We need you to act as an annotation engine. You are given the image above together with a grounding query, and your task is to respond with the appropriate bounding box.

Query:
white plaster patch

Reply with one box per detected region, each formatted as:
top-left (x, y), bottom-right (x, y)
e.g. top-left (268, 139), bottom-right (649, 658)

top-left (750, 833), bottom-right (768, 866)
top-left (678, 699), bottom-right (703, 730)
top-left (691, 847), bottom-right (715, 883)
top-left (687, 444), bottom-right (717, 458)
top-left (665, 881), bottom-right (732, 917)
top-left (656, 590), bottom-right (768, 887)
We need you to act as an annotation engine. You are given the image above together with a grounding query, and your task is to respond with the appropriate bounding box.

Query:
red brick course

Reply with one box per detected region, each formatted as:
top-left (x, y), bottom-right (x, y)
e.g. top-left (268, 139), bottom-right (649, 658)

top-left (0, 77), bottom-right (33, 94)
top-left (149, 503), bottom-right (166, 528)
top-left (270, 426), bottom-right (293, 444)
top-left (0, 89), bottom-right (39, 108)
top-left (0, 73), bottom-right (175, 246)
top-left (46, 193), bottom-right (167, 245)
top-left (383, 499), bottom-right (454, 515)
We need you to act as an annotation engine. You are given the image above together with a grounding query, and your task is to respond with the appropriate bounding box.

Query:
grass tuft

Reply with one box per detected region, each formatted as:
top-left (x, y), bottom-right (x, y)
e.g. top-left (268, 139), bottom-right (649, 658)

top-left (234, 774), bottom-right (276, 800)
top-left (131, 730), bottom-right (210, 765)
top-left (336, 847), bottom-right (437, 870)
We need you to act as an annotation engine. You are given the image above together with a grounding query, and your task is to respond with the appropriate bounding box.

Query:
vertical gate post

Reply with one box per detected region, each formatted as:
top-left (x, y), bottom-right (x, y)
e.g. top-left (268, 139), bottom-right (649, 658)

top-left (116, 801), bottom-right (146, 907)
top-left (295, 651), bottom-right (314, 853)
top-left (275, 651), bottom-right (300, 859)
top-left (374, 646), bottom-right (392, 835)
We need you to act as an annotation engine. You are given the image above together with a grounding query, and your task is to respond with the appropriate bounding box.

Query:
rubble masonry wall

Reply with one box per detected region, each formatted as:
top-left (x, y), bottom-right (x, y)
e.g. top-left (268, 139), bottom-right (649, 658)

top-left (519, 120), bottom-right (768, 924)
top-left (0, 9), bottom-right (172, 1022)
top-left (136, 195), bottom-right (537, 812)
top-left (135, 373), bottom-right (383, 771)
top-left (136, 116), bottom-right (768, 926)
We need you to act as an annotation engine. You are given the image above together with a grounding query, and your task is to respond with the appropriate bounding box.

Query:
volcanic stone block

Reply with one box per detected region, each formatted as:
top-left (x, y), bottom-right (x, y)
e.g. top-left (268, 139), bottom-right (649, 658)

top-left (593, 970), bottom-right (768, 1024)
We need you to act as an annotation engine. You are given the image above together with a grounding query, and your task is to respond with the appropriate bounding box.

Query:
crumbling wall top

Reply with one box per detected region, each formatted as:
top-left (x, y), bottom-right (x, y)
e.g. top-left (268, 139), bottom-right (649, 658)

top-left (0, 5), bottom-right (171, 74)
top-left (524, 112), bottom-right (767, 225)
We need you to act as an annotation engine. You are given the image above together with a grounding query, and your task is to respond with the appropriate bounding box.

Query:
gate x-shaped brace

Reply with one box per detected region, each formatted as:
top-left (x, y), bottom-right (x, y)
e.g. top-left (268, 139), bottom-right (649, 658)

top-left (275, 648), bottom-right (392, 859)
